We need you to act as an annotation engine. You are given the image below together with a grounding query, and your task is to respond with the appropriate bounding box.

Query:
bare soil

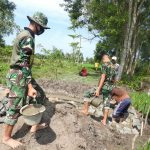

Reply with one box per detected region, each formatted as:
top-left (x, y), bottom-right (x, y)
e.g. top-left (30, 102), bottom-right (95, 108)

top-left (0, 79), bottom-right (149, 150)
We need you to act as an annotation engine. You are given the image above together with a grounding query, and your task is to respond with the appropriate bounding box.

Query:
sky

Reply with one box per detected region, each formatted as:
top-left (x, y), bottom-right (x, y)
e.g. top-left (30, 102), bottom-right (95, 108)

top-left (4, 0), bottom-right (99, 59)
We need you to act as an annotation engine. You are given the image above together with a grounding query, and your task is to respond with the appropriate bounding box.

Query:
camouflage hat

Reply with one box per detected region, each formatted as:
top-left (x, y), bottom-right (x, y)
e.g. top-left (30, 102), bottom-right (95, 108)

top-left (27, 12), bottom-right (50, 29)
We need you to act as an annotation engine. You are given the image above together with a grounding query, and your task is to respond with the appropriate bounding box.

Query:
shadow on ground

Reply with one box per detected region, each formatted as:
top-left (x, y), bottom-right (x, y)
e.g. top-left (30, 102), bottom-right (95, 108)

top-left (12, 78), bottom-right (57, 145)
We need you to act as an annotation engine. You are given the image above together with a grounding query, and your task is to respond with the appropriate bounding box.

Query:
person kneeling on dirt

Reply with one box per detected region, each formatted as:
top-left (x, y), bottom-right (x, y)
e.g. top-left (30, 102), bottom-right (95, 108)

top-left (0, 12), bottom-right (50, 149)
top-left (111, 87), bottom-right (131, 123)
top-left (81, 51), bottom-right (116, 125)
top-left (79, 67), bottom-right (88, 76)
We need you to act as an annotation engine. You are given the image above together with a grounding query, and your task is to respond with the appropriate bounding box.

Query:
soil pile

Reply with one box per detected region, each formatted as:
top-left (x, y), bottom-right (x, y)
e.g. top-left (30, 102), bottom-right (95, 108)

top-left (0, 80), bottom-right (149, 150)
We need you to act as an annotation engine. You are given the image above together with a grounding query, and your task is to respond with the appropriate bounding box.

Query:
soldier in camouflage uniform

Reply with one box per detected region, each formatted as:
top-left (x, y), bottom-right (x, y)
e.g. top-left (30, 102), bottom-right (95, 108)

top-left (82, 51), bottom-right (116, 125)
top-left (1, 12), bottom-right (50, 149)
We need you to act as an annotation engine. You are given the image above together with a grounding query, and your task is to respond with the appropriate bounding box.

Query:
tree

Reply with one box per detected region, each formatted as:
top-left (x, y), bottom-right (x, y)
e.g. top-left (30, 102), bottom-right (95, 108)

top-left (69, 34), bottom-right (83, 63)
top-left (62, 0), bottom-right (150, 79)
top-left (41, 46), bottom-right (64, 79)
top-left (0, 0), bottom-right (16, 45)
top-left (86, 57), bottom-right (94, 64)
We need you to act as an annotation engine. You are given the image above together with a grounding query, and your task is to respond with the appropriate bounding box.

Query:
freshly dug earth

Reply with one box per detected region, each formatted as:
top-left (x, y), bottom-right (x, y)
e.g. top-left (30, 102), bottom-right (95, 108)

top-left (0, 79), bottom-right (149, 150)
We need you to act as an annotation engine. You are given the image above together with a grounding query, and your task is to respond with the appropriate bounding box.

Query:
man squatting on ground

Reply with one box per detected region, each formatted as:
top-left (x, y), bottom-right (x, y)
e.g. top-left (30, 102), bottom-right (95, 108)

top-left (111, 87), bottom-right (131, 123)
top-left (82, 51), bottom-right (116, 125)
top-left (0, 12), bottom-right (50, 149)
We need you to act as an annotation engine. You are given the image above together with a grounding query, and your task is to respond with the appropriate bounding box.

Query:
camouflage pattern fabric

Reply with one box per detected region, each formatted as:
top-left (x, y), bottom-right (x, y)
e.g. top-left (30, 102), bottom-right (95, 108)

top-left (101, 61), bottom-right (115, 108)
top-left (84, 88), bottom-right (96, 98)
top-left (0, 28), bottom-right (35, 125)
top-left (10, 28), bottom-right (35, 68)
top-left (2, 68), bottom-right (31, 125)
top-left (27, 12), bottom-right (50, 29)
top-left (18, 37), bottom-right (35, 67)
top-left (84, 62), bottom-right (115, 109)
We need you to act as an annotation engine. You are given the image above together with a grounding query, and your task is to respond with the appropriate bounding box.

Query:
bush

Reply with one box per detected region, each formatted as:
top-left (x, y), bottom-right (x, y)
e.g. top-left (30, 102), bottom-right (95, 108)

top-left (119, 75), bottom-right (147, 90)
top-left (138, 142), bottom-right (150, 150)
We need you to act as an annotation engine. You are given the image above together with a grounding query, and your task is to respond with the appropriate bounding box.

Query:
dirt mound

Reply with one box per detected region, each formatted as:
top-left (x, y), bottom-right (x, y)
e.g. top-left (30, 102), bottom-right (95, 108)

top-left (36, 79), bottom-right (92, 98)
top-left (0, 80), bottom-right (149, 150)
top-left (0, 101), bottom-right (133, 150)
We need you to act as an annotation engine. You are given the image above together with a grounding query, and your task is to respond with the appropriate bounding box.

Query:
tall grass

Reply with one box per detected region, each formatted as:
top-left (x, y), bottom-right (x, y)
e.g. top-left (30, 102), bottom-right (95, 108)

top-left (130, 92), bottom-right (150, 116)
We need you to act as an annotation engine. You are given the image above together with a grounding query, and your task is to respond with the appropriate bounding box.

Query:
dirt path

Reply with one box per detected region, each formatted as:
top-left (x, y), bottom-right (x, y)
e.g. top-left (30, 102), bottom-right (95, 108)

top-left (0, 79), bottom-right (149, 150)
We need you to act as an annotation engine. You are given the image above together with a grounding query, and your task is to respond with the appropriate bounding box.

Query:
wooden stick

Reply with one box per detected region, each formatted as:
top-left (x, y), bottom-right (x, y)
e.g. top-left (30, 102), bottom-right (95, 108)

top-left (144, 105), bottom-right (150, 127)
top-left (140, 120), bottom-right (144, 136)
top-left (131, 134), bottom-right (138, 150)
top-left (140, 103), bottom-right (147, 136)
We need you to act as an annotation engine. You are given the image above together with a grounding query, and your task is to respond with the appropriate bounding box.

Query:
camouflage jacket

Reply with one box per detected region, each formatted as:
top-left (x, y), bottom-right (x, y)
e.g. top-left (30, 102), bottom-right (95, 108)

top-left (101, 61), bottom-right (116, 86)
top-left (10, 27), bottom-right (35, 68)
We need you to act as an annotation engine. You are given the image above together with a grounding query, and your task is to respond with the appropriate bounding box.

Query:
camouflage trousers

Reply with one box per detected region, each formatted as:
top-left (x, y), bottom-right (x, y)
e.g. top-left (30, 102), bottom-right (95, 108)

top-left (84, 83), bottom-right (114, 109)
top-left (0, 67), bottom-right (31, 125)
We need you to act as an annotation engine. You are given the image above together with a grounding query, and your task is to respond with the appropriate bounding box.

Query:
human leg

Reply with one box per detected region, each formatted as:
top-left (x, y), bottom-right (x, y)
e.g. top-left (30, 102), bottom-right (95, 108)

top-left (81, 88), bottom-right (96, 115)
top-left (81, 101), bottom-right (90, 115)
top-left (101, 108), bottom-right (109, 125)
top-left (2, 124), bottom-right (23, 149)
top-left (30, 123), bottom-right (48, 133)
top-left (2, 96), bottom-right (24, 148)
top-left (2, 69), bottom-right (27, 148)
top-left (101, 89), bottom-right (111, 125)
top-left (112, 98), bottom-right (131, 122)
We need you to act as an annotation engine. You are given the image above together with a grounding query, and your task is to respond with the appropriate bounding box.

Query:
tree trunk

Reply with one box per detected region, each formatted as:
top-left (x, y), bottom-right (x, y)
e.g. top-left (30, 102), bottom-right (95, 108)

top-left (117, 0), bottom-right (133, 80)
top-left (130, 48), bottom-right (140, 75)
top-left (117, 0), bottom-right (138, 80)
top-left (127, 29), bottom-right (138, 75)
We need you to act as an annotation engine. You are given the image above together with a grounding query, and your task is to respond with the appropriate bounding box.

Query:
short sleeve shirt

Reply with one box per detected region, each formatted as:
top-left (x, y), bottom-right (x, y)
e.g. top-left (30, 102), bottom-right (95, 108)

top-left (101, 61), bottom-right (116, 85)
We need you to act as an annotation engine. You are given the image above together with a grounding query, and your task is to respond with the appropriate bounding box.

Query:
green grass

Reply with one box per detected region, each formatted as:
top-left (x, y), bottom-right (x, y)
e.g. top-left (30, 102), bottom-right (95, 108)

top-left (137, 142), bottom-right (150, 150)
top-left (1, 57), bottom-right (149, 117)
top-left (32, 59), bottom-right (100, 85)
top-left (119, 75), bottom-right (150, 90)
top-left (130, 92), bottom-right (150, 116)
top-left (0, 61), bottom-right (9, 85)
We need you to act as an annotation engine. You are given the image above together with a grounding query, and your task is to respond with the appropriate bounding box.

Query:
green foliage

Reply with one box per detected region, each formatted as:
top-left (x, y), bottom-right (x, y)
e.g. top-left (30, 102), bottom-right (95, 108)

top-left (37, 47), bottom-right (65, 79)
top-left (0, 61), bottom-right (9, 85)
top-left (63, 0), bottom-right (128, 57)
top-left (130, 92), bottom-right (150, 116)
top-left (0, 45), bottom-right (12, 57)
top-left (119, 75), bottom-right (146, 90)
top-left (137, 142), bottom-right (150, 150)
top-left (0, 0), bottom-right (16, 44)
top-left (0, 46), bottom-right (12, 84)
top-left (86, 57), bottom-right (94, 64)
top-left (69, 34), bottom-right (83, 63)
top-left (0, 0), bottom-right (16, 35)
top-left (63, 0), bottom-right (150, 78)
top-left (135, 62), bottom-right (150, 76)
top-left (0, 35), bottom-right (5, 47)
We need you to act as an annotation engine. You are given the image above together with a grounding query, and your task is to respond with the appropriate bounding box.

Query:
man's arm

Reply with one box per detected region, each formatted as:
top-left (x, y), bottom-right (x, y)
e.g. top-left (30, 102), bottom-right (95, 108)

top-left (98, 74), bottom-right (106, 91)
top-left (96, 74), bottom-right (106, 96)
top-left (28, 83), bottom-right (37, 98)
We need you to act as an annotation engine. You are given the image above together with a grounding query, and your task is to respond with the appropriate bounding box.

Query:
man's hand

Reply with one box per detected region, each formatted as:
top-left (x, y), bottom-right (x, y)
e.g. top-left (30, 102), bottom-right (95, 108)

top-left (95, 88), bottom-right (100, 97)
top-left (28, 84), bottom-right (37, 98)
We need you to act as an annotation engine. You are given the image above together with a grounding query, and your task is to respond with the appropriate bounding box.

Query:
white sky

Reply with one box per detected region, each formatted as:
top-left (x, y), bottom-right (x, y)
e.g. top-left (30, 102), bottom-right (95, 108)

top-left (4, 0), bottom-right (99, 58)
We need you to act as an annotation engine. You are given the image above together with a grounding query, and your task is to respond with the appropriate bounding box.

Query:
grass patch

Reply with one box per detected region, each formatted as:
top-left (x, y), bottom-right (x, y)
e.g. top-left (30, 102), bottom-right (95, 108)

top-left (137, 142), bottom-right (150, 150)
top-left (119, 75), bottom-right (150, 90)
top-left (130, 92), bottom-right (150, 116)
top-left (0, 61), bottom-right (9, 85)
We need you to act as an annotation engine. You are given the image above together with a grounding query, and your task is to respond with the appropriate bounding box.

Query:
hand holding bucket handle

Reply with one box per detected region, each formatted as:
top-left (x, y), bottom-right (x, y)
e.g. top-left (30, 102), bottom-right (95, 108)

top-left (26, 95), bottom-right (37, 105)
top-left (28, 83), bottom-right (37, 98)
